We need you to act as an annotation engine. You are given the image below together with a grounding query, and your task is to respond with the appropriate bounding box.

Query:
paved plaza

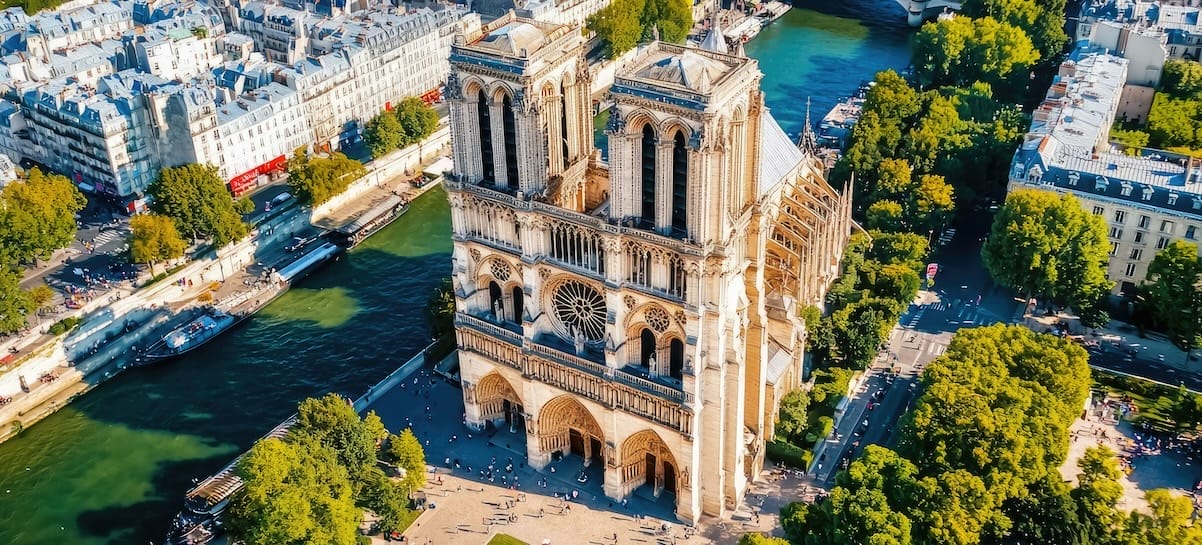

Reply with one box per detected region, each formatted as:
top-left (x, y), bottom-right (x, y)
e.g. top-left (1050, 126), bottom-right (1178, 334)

top-left (363, 367), bottom-right (794, 544)
top-left (1060, 400), bottom-right (1202, 513)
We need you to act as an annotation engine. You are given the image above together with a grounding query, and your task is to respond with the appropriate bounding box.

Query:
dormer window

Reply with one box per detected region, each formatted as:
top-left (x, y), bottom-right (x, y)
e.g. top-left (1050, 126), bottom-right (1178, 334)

top-left (1169, 193), bottom-right (1179, 205)
top-left (1027, 165), bottom-right (1043, 183)
top-left (1120, 182), bottom-right (1133, 196)
top-left (1067, 171), bottom-right (1080, 186)
top-left (1095, 176), bottom-right (1109, 191)
top-left (1141, 186), bottom-right (1153, 201)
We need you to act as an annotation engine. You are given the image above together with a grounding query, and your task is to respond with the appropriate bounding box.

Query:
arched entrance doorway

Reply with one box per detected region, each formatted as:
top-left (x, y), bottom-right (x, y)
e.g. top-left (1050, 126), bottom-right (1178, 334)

top-left (619, 430), bottom-right (679, 506)
top-left (537, 395), bottom-right (605, 471)
top-left (475, 373), bottom-right (525, 434)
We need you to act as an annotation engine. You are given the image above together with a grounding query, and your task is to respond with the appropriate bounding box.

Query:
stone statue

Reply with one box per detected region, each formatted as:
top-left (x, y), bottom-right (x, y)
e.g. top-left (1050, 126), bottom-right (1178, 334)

top-left (680, 467), bottom-right (689, 487)
top-left (494, 299), bottom-right (505, 322)
top-left (445, 71), bottom-right (462, 101)
top-left (647, 353), bottom-right (657, 371)
top-left (574, 326), bottom-right (586, 355)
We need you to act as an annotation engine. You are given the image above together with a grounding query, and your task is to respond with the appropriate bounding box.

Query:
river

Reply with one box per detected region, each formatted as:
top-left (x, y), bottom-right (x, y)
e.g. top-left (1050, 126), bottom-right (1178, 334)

top-left (0, 2), bottom-right (913, 543)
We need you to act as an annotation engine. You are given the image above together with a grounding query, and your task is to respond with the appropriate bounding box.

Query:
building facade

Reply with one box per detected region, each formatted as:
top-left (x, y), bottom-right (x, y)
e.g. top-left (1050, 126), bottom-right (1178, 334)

top-left (1009, 47), bottom-right (1202, 296)
top-left (446, 13), bottom-right (851, 522)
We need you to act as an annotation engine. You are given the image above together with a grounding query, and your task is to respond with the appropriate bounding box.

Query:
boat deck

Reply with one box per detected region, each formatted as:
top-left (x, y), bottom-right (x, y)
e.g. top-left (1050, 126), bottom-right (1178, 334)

top-left (311, 176), bottom-right (409, 233)
top-left (185, 414), bottom-right (298, 512)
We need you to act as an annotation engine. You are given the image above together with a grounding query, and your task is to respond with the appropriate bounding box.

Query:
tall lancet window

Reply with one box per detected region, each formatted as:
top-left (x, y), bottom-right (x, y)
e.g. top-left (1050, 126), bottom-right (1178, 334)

top-left (640, 125), bottom-right (657, 227)
top-left (560, 82), bottom-right (570, 171)
top-left (477, 89), bottom-right (495, 183)
top-left (502, 95), bottom-right (519, 188)
top-left (671, 131), bottom-right (688, 235)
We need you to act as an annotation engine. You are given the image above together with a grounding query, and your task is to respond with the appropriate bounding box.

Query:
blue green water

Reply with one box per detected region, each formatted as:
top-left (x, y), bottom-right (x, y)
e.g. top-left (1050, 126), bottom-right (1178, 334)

top-left (0, 3), bottom-right (915, 542)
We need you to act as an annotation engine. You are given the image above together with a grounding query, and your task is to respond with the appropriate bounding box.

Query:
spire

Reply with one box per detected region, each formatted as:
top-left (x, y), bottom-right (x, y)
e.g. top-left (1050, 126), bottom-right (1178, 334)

top-left (733, 36), bottom-right (745, 57)
top-left (700, 8), bottom-right (727, 54)
top-left (798, 97), bottom-right (819, 156)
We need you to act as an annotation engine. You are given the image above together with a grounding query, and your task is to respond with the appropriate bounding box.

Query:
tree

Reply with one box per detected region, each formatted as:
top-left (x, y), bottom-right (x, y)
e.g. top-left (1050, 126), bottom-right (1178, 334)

top-left (148, 164), bottom-right (248, 245)
top-left (960, 0), bottom-right (1067, 62)
top-left (989, 475), bottom-right (1088, 545)
top-left (227, 437), bottom-right (361, 545)
top-left (292, 393), bottom-right (379, 487)
top-left (128, 213), bottom-right (187, 275)
top-left (1125, 489), bottom-right (1202, 545)
top-left (0, 168), bottom-right (86, 267)
top-left (639, 0), bottom-right (692, 43)
top-left (774, 390), bottom-right (810, 444)
top-left (357, 467), bottom-right (412, 535)
top-left (393, 98), bottom-right (440, 148)
top-left (913, 174), bottom-right (955, 230)
top-left (234, 196), bottom-right (256, 215)
top-left (0, 268), bottom-right (32, 334)
top-left (1146, 93), bottom-right (1202, 152)
top-left (982, 189), bottom-right (1111, 305)
top-left (867, 232), bottom-right (930, 275)
top-left (1160, 59), bottom-right (1202, 98)
top-left (426, 276), bottom-right (456, 340)
top-left (738, 534), bottom-right (789, 545)
top-left (27, 284), bottom-right (54, 320)
top-left (1168, 385), bottom-right (1202, 432)
top-left (586, 0), bottom-right (647, 58)
top-left (866, 200), bottom-right (905, 231)
top-left (365, 111), bottom-right (404, 159)
top-left (287, 151), bottom-right (367, 206)
top-left (587, 0), bottom-right (690, 58)
top-left (385, 428), bottom-right (427, 494)
top-left (912, 16), bottom-right (1039, 97)
top-left (1143, 241), bottom-right (1202, 349)
top-left (1073, 446), bottom-right (1127, 540)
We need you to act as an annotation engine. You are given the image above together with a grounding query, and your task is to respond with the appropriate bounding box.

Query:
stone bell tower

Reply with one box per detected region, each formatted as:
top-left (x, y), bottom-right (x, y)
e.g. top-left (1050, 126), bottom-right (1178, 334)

top-left (445, 12), bottom-right (592, 203)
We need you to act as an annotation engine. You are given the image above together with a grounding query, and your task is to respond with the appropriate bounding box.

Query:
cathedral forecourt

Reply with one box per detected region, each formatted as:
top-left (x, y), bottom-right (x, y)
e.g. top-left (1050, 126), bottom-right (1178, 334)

top-left (444, 11), bottom-right (854, 523)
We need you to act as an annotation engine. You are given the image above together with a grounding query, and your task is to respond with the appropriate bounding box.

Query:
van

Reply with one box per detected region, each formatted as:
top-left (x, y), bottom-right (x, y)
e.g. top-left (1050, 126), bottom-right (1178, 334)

top-left (272, 192), bottom-right (293, 205)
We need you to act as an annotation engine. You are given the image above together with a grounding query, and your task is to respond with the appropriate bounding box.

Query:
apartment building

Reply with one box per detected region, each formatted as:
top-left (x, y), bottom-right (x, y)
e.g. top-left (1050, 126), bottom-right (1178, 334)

top-left (1078, 1), bottom-right (1202, 65)
top-left (211, 81), bottom-right (310, 193)
top-left (1008, 46), bottom-right (1202, 296)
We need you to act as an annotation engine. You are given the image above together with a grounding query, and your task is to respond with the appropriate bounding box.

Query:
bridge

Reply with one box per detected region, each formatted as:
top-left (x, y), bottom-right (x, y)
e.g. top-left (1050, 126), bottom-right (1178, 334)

top-left (895, 0), bottom-right (962, 26)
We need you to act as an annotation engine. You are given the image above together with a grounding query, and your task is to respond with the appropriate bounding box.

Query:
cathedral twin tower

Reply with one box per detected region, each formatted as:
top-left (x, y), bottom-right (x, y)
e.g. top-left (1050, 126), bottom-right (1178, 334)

top-left (445, 12), bottom-right (852, 521)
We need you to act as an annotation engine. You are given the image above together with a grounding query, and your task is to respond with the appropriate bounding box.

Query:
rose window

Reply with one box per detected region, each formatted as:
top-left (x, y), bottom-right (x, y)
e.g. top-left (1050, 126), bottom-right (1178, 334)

top-left (551, 280), bottom-right (607, 341)
top-left (645, 307), bottom-right (671, 333)
top-left (489, 260), bottom-right (512, 282)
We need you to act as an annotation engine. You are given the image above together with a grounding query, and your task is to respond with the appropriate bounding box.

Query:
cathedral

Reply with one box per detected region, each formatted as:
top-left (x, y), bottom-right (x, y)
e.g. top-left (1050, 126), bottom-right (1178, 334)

top-left (444, 12), bottom-right (853, 522)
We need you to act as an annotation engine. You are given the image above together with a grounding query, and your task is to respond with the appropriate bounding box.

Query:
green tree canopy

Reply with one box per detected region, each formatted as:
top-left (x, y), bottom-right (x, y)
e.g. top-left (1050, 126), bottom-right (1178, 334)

top-left (912, 16), bottom-right (1038, 97)
top-left (365, 111), bottom-right (403, 159)
top-left (739, 534), bottom-right (789, 545)
top-left (148, 164), bottom-right (248, 246)
top-left (0, 168), bottom-right (86, 267)
top-left (128, 213), bottom-right (187, 275)
top-left (287, 150), bottom-right (367, 206)
top-left (394, 97), bottom-right (440, 148)
top-left (982, 189), bottom-right (1111, 305)
top-left (1160, 59), bottom-right (1202, 98)
top-left (1143, 240), bottom-right (1202, 349)
top-left (227, 437), bottom-right (361, 545)
top-left (774, 389), bottom-right (810, 444)
top-left (385, 428), bottom-right (427, 494)
top-left (0, 268), bottom-right (32, 334)
top-left (1125, 489), bottom-right (1202, 545)
top-left (587, 0), bottom-right (691, 58)
top-left (960, 0), bottom-right (1067, 62)
top-left (900, 325), bottom-right (1091, 508)
top-left (292, 394), bottom-right (379, 486)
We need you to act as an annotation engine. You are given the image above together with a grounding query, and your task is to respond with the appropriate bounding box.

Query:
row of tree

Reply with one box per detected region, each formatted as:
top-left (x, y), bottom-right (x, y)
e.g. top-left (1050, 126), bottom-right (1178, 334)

top-left (780, 325), bottom-right (1200, 545)
top-left (364, 98), bottom-right (440, 160)
top-left (586, 0), bottom-right (692, 58)
top-left (0, 169), bottom-right (86, 334)
top-left (228, 394), bottom-right (426, 544)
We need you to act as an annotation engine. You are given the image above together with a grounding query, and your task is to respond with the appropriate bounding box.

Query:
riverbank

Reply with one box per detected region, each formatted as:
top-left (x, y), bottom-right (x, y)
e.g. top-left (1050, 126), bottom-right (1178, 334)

top-left (0, 138), bottom-right (449, 446)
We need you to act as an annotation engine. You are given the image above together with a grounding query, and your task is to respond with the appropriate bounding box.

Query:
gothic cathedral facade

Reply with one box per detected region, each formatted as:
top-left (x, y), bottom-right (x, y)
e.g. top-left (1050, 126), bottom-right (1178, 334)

top-left (444, 12), bottom-right (853, 522)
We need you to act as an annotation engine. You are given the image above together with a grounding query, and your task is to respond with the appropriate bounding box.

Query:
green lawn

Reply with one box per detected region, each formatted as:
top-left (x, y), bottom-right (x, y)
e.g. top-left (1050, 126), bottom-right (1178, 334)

top-left (487, 534), bottom-right (529, 545)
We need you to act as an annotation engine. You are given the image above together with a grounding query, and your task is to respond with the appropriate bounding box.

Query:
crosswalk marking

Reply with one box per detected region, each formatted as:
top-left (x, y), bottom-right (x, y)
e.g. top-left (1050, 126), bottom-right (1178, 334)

top-left (88, 230), bottom-right (126, 246)
top-left (927, 343), bottom-right (946, 356)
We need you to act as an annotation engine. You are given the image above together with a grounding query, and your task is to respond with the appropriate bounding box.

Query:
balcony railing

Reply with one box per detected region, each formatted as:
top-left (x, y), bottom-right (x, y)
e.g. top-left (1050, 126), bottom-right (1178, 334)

top-left (455, 312), bottom-right (694, 434)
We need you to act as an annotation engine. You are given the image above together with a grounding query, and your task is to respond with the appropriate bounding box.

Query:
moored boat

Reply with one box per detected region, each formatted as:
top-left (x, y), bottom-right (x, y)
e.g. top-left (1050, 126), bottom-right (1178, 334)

top-left (134, 308), bottom-right (238, 365)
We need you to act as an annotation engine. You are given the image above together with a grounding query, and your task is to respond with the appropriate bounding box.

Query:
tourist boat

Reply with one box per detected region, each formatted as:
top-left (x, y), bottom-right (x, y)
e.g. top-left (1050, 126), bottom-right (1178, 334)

top-left (816, 81), bottom-right (874, 150)
top-left (134, 308), bottom-right (238, 365)
top-left (329, 195), bottom-right (409, 248)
